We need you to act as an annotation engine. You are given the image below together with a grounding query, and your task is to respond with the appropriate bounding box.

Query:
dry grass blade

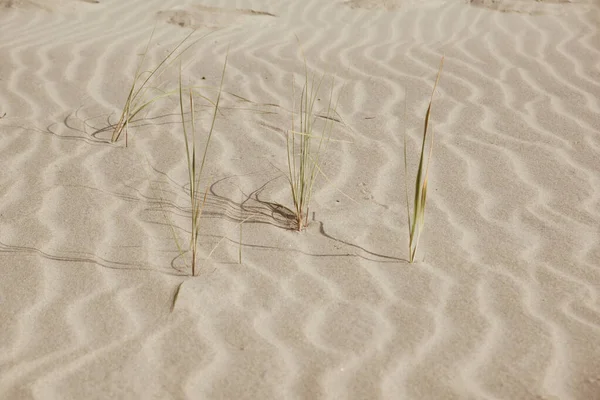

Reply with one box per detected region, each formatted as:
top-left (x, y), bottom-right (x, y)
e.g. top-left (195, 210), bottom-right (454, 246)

top-left (203, 215), bottom-right (254, 265)
top-left (112, 28), bottom-right (210, 146)
top-left (404, 56), bottom-right (444, 263)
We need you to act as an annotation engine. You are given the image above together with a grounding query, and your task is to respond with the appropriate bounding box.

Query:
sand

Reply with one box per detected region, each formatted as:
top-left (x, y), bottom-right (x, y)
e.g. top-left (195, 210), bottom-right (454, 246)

top-left (1, 0), bottom-right (599, 399)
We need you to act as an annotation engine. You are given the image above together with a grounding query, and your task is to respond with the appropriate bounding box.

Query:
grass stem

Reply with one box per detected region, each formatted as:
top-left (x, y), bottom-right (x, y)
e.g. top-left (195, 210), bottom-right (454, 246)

top-left (404, 56), bottom-right (444, 263)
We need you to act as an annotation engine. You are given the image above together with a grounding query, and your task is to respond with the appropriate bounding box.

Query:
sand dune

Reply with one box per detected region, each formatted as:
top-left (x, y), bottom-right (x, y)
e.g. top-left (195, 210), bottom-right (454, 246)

top-left (1, 0), bottom-right (599, 399)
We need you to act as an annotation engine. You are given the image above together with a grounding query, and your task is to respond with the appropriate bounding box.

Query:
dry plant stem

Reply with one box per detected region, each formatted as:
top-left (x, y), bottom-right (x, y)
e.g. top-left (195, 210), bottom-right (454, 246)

top-left (287, 56), bottom-right (338, 231)
top-left (203, 215), bottom-right (253, 265)
top-left (179, 55), bottom-right (228, 276)
top-left (112, 28), bottom-right (208, 145)
top-left (404, 56), bottom-right (444, 263)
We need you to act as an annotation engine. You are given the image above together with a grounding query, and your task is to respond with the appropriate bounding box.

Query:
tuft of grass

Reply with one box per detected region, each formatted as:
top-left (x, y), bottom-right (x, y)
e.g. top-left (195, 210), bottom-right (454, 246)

top-left (404, 56), bottom-right (444, 263)
top-left (111, 28), bottom-right (207, 146)
top-left (286, 57), bottom-right (340, 231)
top-left (176, 55), bottom-right (227, 276)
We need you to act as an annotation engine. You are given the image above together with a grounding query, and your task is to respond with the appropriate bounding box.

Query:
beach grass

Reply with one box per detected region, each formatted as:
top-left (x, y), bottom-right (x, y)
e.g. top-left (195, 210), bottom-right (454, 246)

top-left (176, 55), bottom-right (227, 276)
top-left (286, 57), bottom-right (339, 231)
top-left (404, 56), bottom-right (444, 263)
top-left (111, 28), bottom-right (207, 146)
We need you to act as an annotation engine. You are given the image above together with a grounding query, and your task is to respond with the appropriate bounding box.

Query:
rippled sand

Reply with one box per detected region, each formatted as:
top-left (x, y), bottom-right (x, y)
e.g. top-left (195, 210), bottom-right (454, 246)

top-left (1, 0), bottom-right (599, 398)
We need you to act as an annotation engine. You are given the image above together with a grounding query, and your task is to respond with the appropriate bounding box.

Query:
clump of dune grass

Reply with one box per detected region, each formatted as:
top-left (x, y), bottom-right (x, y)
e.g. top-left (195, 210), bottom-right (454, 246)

top-left (111, 28), bottom-right (206, 146)
top-left (286, 58), bottom-right (340, 231)
top-left (404, 56), bottom-right (444, 263)
top-left (173, 56), bottom-right (227, 276)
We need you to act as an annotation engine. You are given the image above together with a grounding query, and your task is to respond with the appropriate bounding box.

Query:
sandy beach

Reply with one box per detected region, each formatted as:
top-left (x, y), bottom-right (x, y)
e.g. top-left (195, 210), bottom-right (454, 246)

top-left (1, 0), bottom-right (599, 399)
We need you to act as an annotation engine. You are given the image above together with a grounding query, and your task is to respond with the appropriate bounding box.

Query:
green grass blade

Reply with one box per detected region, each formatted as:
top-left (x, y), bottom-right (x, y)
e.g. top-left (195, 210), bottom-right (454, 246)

top-left (404, 56), bottom-right (444, 263)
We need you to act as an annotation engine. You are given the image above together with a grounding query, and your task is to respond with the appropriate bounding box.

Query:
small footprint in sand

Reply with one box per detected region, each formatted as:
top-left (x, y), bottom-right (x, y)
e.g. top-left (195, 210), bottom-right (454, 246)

top-left (157, 9), bottom-right (193, 28)
top-left (359, 182), bottom-right (389, 209)
top-left (157, 5), bottom-right (276, 30)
